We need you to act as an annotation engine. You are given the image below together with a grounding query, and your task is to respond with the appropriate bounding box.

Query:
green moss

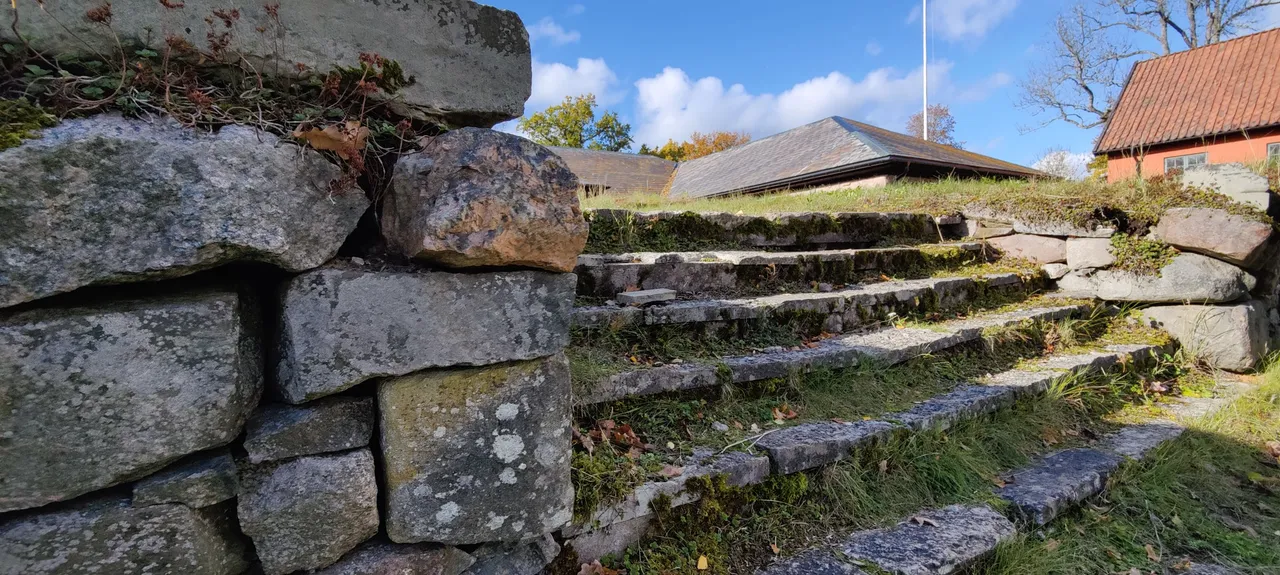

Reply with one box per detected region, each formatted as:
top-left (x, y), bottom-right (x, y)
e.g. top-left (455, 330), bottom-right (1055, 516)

top-left (1109, 233), bottom-right (1178, 275)
top-left (0, 98), bottom-right (57, 151)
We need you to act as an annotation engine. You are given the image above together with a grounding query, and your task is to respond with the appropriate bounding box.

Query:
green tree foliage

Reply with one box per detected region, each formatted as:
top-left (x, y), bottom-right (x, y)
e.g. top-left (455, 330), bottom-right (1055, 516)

top-left (518, 94), bottom-right (633, 151)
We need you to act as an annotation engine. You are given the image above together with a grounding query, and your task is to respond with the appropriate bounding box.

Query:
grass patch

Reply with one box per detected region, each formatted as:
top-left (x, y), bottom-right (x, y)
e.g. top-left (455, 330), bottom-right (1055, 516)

top-left (583, 176), bottom-right (1271, 235)
top-left (974, 370), bottom-right (1280, 575)
top-left (1109, 233), bottom-right (1178, 275)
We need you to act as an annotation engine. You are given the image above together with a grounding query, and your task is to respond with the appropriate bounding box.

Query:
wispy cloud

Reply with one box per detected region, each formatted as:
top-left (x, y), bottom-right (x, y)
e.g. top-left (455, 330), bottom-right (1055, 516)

top-left (566, 3), bottom-right (586, 16)
top-left (865, 41), bottom-right (883, 56)
top-left (906, 0), bottom-right (1019, 42)
top-left (526, 17), bottom-right (581, 45)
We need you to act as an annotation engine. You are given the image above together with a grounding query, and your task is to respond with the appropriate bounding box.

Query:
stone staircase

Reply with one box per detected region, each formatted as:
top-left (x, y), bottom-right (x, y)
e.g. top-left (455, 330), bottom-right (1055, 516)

top-left (553, 214), bottom-right (1221, 572)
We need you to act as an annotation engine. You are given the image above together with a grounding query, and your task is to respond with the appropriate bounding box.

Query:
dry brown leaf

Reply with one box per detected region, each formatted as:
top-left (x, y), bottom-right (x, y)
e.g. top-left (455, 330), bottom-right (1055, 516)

top-left (1145, 544), bottom-right (1160, 562)
top-left (910, 516), bottom-right (939, 527)
top-left (292, 121), bottom-right (369, 160)
top-left (1266, 440), bottom-right (1280, 461)
top-left (571, 427), bottom-right (594, 455)
top-left (577, 560), bottom-right (619, 575)
top-left (878, 460), bottom-right (889, 473)
top-left (697, 555), bottom-right (709, 570)
top-left (1045, 539), bottom-right (1061, 552)
top-left (770, 543), bottom-right (780, 555)
top-left (659, 465), bottom-right (684, 478)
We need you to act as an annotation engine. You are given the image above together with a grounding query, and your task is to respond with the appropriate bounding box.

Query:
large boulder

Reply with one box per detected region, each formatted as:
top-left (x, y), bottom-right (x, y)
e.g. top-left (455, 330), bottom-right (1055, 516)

top-left (276, 266), bottom-right (574, 403)
top-left (237, 449), bottom-right (380, 574)
top-left (1151, 208), bottom-right (1273, 268)
top-left (1057, 253), bottom-right (1255, 303)
top-left (0, 1), bottom-right (530, 126)
top-left (384, 128), bottom-right (589, 273)
top-left (0, 116), bottom-right (366, 309)
top-left (987, 234), bottom-right (1066, 264)
top-left (243, 397), bottom-right (374, 463)
top-left (1140, 301), bottom-right (1270, 372)
top-left (0, 289), bottom-right (261, 513)
top-left (379, 354), bottom-right (573, 545)
top-left (1181, 163), bottom-right (1273, 212)
top-left (0, 497), bottom-right (247, 575)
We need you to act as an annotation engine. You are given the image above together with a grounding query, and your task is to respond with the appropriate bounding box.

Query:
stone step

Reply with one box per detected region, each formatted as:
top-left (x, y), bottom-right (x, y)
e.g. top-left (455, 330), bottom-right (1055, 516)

top-left (574, 243), bottom-right (989, 298)
top-left (562, 342), bottom-right (1168, 562)
top-left (572, 273), bottom-right (1032, 333)
top-left (575, 303), bottom-right (1089, 406)
top-left (757, 382), bottom-right (1245, 575)
top-left (585, 210), bottom-right (953, 255)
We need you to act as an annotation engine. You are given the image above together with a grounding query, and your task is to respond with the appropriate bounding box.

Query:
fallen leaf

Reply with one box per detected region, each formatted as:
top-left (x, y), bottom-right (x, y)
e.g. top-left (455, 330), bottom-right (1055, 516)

top-left (1045, 539), bottom-right (1060, 552)
top-left (659, 465), bottom-right (684, 478)
top-left (910, 516), bottom-right (939, 527)
top-left (697, 555), bottom-right (709, 570)
top-left (831, 417), bottom-right (847, 424)
top-left (292, 121), bottom-right (369, 161)
top-left (732, 421), bottom-right (744, 430)
top-left (878, 460), bottom-right (888, 473)
top-left (770, 543), bottom-right (780, 555)
top-left (577, 560), bottom-right (619, 575)
top-left (571, 427), bottom-right (594, 455)
top-left (1266, 441), bottom-right (1280, 461)
top-left (771, 404), bottom-right (799, 422)
top-left (992, 477), bottom-right (1007, 487)
top-left (1145, 543), bottom-right (1160, 562)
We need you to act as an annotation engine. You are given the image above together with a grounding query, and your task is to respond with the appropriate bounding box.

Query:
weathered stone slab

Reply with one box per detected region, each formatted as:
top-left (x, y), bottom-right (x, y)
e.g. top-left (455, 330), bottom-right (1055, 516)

top-left (579, 364), bottom-right (719, 406)
top-left (617, 288), bottom-right (678, 306)
top-left (0, 1), bottom-right (530, 126)
top-left (839, 504), bottom-right (1016, 574)
top-left (757, 550), bottom-right (865, 574)
top-left (982, 369), bottom-right (1060, 396)
top-left (755, 421), bottom-right (897, 474)
top-left (0, 290), bottom-right (261, 513)
top-left (1042, 263), bottom-right (1070, 279)
top-left (380, 354), bottom-right (573, 545)
top-left (463, 535), bottom-right (560, 575)
top-left (889, 385), bottom-right (1018, 432)
top-left (276, 268), bottom-right (573, 403)
top-left (384, 129), bottom-right (588, 272)
top-left (1059, 253), bottom-right (1255, 303)
top-left (1066, 237), bottom-right (1115, 270)
top-left (988, 234), bottom-right (1067, 263)
top-left (315, 539), bottom-right (475, 575)
top-left (0, 116), bottom-right (363, 308)
top-left (1152, 208), bottom-right (1272, 267)
top-left (133, 449), bottom-right (239, 509)
top-left (1102, 422), bottom-right (1185, 460)
top-left (963, 207), bottom-right (1116, 237)
top-left (1140, 301), bottom-right (1269, 371)
top-left (238, 449), bottom-right (380, 575)
top-left (244, 396), bottom-right (374, 463)
top-left (0, 497), bottom-right (247, 575)
top-left (564, 516), bottom-right (653, 564)
top-left (996, 448), bottom-right (1123, 525)
top-left (1182, 163), bottom-right (1273, 212)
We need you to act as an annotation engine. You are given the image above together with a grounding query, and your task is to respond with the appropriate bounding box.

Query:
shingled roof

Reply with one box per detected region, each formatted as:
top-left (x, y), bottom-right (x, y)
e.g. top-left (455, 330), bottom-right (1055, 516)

top-left (1095, 27), bottom-right (1280, 154)
top-left (550, 147), bottom-right (676, 195)
top-left (667, 116), bottom-right (1041, 199)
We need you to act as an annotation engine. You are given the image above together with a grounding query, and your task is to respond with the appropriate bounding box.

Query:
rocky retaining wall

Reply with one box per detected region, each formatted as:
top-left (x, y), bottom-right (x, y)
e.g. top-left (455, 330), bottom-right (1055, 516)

top-left (1, 86), bottom-right (586, 575)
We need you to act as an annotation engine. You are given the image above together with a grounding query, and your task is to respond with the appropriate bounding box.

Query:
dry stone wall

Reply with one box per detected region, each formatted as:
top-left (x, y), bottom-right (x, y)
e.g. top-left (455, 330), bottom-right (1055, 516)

top-left (0, 3), bottom-right (590, 572)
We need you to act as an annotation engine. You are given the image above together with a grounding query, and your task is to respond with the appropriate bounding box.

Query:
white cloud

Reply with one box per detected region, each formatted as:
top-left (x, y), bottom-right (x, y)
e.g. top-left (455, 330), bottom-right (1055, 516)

top-left (526, 17), bottom-right (581, 45)
top-left (865, 41), bottom-right (883, 56)
top-left (632, 61), bottom-right (1008, 146)
top-left (906, 0), bottom-right (1019, 42)
top-left (567, 3), bottom-right (586, 15)
top-left (528, 58), bottom-right (619, 110)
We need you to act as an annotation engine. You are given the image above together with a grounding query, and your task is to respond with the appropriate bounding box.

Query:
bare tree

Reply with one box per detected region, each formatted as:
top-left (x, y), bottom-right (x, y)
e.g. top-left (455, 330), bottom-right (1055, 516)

top-left (1033, 147), bottom-right (1091, 180)
top-left (905, 104), bottom-right (964, 149)
top-left (1019, 0), bottom-right (1280, 130)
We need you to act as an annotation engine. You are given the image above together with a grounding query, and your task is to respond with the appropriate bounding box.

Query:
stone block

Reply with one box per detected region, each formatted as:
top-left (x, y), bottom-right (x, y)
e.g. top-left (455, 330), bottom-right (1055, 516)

top-left (1152, 207), bottom-right (1272, 267)
top-left (0, 497), bottom-right (247, 575)
top-left (1060, 253), bottom-right (1255, 303)
top-left (889, 385), bottom-right (1018, 432)
top-left (384, 129), bottom-right (588, 272)
top-left (1181, 163), bottom-right (1273, 212)
top-left (757, 550), bottom-right (865, 574)
top-left (244, 396), bottom-right (374, 463)
top-left (564, 516), bottom-right (653, 564)
top-left (1042, 263), bottom-right (1070, 279)
top-left (755, 421), bottom-right (897, 474)
top-left (0, 116), bottom-right (363, 308)
top-left (132, 449), bottom-right (239, 509)
top-left (987, 234), bottom-right (1067, 263)
top-left (1140, 301), bottom-right (1270, 371)
top-left (839, 504), bottom-right (1016, 574)
top-left (0, 1), bottom-right (530, 126)
top-left (379, 354), bottom-right (573, 545)
top-left (314, 539), bottom-right (475, 575)
top-left (276, 268), bottom-right (573, 403)
top-left (996, 448), bottom-right (1123, 525)
top-left (1066, 237), bottom-right (1115, 270)
top-left (237, 449), bottom-right (380, 574)
top-left (0, 289), bottom-right (261, 513)
top-left (463, 535), bottom-right (560, 575)
top-left (617, 288), bottom-right (678, 306)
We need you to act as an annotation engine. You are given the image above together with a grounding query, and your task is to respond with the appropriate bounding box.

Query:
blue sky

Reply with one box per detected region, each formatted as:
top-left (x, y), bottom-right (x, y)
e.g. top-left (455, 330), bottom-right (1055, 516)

top-left (486, 0), bottom-right (1280, 168)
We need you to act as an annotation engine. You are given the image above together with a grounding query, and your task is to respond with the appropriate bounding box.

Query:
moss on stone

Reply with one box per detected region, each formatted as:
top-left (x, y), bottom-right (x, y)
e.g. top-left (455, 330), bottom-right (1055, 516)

top-left (1108, 233), bottom-right (1178, 276)
top-left (0, 98), bottom-right (57, 151)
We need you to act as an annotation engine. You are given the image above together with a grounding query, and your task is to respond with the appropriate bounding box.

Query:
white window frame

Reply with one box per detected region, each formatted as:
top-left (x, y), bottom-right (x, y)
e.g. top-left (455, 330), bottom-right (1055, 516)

top-left (1164, 153), bottom-right (1207, 172)
top-left (1269, 142), bottom-right (1280, 160)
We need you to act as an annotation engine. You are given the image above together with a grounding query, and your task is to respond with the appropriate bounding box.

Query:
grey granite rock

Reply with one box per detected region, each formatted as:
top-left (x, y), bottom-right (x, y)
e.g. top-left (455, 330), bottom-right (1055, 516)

top-left (564, 516), bottom-right (653, 564)
top-left (617, 288), bottom-right (678, 305)
top-left (380, 354), bottom-right (573, 545)
top-left (889, 385), bottom-right (1018, 432)
top-left (757, 550), bottom-right (864, 574)
top-left (244, 396), bottom-right (374, 463)
top-left (1042, 263), bottom-right (1070, 279)
top-left (1181, 163), bottom-right (1272, 212)
top-left (315, 539), bottom-right (475, 575)
top-left (0, 289), bottom-right (261, 513)
top-left (1066, 237), bottom-right (1115, 270)
top-left (1140, 301), bottom-right (1270, 371)
top-left (1152, 208), bottom-right (1272, 267)
top-left (963, 207), bottom-right (1116, 238)
top-left (463, 534), bottom-right (560, 575)
top-left (996, 448), bottom-right (1123, 525)
top-left (384, 129), bottom-right (588, 272)
top-left (988, 234), bottom-right (1067, 264)
top-left (0, 1), bottom-right (530, 126)
top-left (132, 449), bottom-right (239, 509)
top-left (276, 267), bottom-right (574, 403)
top-left (0, 497), bottom-right (247, 575)
top-left (755, 420), bottom-right (898, 474)
top-left (1060, 253), bottom-right (1255, 303)
top-left (1101, 422), bottom-right (1185, 460)
top-left (0, 116), bottom-right (362, 308)
top-left (840, 504), bottom-right (1016, 574)
top-left (238, 449), bottom-right (380, 574)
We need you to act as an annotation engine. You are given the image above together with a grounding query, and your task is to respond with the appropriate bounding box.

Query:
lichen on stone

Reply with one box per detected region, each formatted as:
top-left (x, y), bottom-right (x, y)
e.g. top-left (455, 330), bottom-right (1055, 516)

top-left (0, 98), bottom-right (57, 151)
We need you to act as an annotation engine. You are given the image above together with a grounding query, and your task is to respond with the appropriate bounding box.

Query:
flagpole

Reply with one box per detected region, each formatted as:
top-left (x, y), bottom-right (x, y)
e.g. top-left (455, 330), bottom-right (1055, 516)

top-left (922, 0), bottom-right (928, 141)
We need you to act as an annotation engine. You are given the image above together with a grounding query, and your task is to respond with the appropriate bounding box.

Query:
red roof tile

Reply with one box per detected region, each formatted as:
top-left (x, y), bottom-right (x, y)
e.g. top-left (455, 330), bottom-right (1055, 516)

top-left (1095, 27), bottom-right (1280, 154)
